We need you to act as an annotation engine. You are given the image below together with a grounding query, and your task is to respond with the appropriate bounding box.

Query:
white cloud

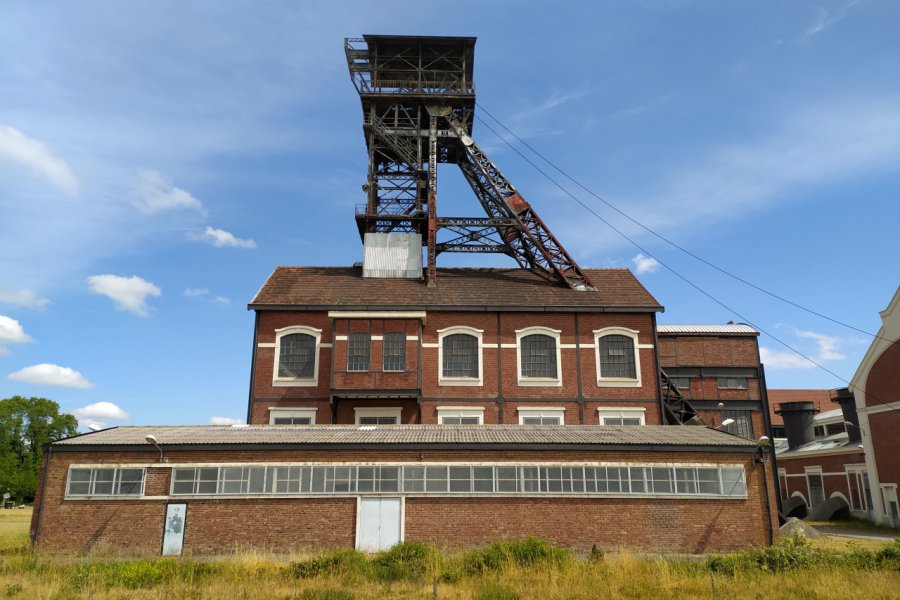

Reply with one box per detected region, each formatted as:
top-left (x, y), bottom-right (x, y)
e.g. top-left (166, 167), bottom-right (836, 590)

top-left (71, 401), bottom-right (129, 429)
top-left (799, 1), bottom-right (859, 42)
top-left (567, 95), bottom-right (900, 258)
top-left (191, 226), bottom-right (257, 249)
top-left (211, 296), bottom-right (231, 304)
top-left (87, 274), bottom-right (161, 316)
top-left (632, 254), bottom-right (660, 274)
top-left (0, 289), bottom-right (50, 309)
top-left (760, 329), bottom-right (847, 370)
top-left (183, 288), bottom-right (209, 297)
top-left (0, 124), bottom-right (79, 194)
top-left (8, 363), bottom-right (94, 389)
top-left (131, 169), bottom-right (206, 215)
top-left (0, 315), bottom-right (33, 345)
top-left (210, 416), bottom-right (243, 426)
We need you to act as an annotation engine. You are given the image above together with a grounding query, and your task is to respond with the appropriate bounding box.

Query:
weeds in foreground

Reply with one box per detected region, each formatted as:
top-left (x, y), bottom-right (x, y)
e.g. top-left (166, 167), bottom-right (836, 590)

top-left (0, 535), bottom-right (898, 599)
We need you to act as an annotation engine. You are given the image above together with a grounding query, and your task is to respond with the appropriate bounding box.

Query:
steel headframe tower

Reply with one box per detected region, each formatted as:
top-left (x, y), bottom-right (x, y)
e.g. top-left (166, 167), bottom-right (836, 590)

top-left (345, 35), bottom-right (593, 290)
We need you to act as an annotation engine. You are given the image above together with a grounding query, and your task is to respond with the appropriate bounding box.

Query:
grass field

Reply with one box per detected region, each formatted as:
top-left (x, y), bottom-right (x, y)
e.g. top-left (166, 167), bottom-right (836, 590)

top-left (1, 515), bottom-right (898, 600)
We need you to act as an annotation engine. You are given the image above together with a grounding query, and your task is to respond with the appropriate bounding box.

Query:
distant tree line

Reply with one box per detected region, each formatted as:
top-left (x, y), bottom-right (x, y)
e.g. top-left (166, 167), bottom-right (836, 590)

top-left (0, 396), bottom-right (78, 504)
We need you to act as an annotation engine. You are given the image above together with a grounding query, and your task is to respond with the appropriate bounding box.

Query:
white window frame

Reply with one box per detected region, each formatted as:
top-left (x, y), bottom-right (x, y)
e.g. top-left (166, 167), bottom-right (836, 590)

top-left (804, 466), bottom-right (825, 508)
top-left (437, 406), bottom-right (485, 425)
top-left (354, 407), bottom-right (403, 425)
top-left (272, 326), bottom-right (322, 387)
top-left (268, 407), bottom-right (318, 425)
top-left (597, 407), bottom-right (646, 425)
top-left (593, 327), bottom-right (642, 387)
top-left (517, 407), bottom-right (565, 425)
top-left (515, 327), bottom-right (562, 387)
top-left (437, 326), bottom-right (484, 386)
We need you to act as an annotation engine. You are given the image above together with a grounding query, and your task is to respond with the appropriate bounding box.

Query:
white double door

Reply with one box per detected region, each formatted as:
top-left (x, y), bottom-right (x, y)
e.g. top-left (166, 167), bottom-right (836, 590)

top-left (356, 497), bottom-right (402, 552)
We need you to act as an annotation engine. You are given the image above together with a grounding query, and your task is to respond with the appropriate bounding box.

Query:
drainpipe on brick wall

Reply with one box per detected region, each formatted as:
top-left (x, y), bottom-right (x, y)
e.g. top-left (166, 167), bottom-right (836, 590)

top-left (758, 363), bottom-right (783, 515)
top-left (651, 313), bottom-right (665, 425)
top-left (496, 312), bottom-right (503, 424)
top-left (759, 446), bottom-right (776, 545)
top-left (574, 313), bottom-right (584, 424)
top-left (31, 443), bottom-right (52, 550)
top-left (245, 311), bottom-right (259, 424)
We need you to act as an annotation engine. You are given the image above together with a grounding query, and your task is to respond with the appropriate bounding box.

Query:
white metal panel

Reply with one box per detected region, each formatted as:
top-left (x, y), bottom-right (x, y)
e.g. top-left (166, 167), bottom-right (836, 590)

top-left (363, 233), bottom-right (422, 278)
top-left (357, 497), bottom-right (402, 552)
top-left (378, 498), bottom-right (402, 550)
top-left (161, 503), bottom-right (186, 556)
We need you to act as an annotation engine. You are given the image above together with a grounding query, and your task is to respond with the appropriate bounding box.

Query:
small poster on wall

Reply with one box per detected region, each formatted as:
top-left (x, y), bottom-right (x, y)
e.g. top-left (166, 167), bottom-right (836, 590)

top-left (162, 503), bottom-right (187, 556)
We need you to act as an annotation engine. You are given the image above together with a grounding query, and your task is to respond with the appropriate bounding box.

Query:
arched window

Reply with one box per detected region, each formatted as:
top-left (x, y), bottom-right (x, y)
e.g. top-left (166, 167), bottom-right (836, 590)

top-left (347, 332), bottom-right (371, 371)
top-left (594, 328), bottom-right (641, 387)
top-left (273, 326), bottom-right (321, 387)
top-left (278, 333), bottom-right (316, 378)
top-left (598, 334), bottom-right (636, 378)
top-left (382, 332), bottom-right (406, 372)
top-left (442, 334), bottom-right (478, 378)
top-left (520, 333), bottom-right (558, 379)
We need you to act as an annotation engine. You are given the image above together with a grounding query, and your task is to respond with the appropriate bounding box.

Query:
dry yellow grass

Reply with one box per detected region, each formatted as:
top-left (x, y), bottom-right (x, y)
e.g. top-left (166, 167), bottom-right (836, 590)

top-left (1, 532), bottom-right (898, 600)
top-left (0, 506), bottom-right (31, 523)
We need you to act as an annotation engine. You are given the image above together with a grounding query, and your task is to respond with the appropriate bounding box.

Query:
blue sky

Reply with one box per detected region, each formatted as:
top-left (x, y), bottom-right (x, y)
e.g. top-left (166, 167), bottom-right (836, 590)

top-left (1, 1), bottom-right (897, 429)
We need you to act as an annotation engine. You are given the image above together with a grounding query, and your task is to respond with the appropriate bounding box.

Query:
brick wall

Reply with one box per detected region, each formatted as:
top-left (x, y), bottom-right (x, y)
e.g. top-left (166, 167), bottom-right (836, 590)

top-left (866, 342), bottom-right (900, 490)
top-left (251, 310), bottom-right (660, 425)
top-left (777, 450), bottom-right (866, 509)
top-left (32, 447), bottom-right (775, 555)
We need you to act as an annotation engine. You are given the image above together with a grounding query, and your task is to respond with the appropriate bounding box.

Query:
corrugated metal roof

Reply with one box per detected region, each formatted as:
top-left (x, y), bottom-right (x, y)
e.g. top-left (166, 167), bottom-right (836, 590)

top-left (249, 267), bottom-right (662, 312)
top-left (657, 324), bottom-right (758, 335)
top-left (53, 424), bottom-right (755, 448)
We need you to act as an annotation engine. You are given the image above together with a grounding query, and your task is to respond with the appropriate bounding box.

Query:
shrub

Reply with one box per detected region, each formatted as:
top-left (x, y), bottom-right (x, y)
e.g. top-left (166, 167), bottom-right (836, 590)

top-left (463, 537), bottom-right (573, 575)
top-left (371, 541), bottom-right (435, 581)
top-left (69, 559), bottom-right (219, 590)
top-left (292, 549), bottom-right (370, 579)
top-left (474, 581), bottom-right (521, 600)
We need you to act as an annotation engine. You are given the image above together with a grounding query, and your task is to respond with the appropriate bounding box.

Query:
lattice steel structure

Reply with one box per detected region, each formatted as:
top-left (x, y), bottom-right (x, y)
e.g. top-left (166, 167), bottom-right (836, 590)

top-left (345, 35), bottom-right (592, 289)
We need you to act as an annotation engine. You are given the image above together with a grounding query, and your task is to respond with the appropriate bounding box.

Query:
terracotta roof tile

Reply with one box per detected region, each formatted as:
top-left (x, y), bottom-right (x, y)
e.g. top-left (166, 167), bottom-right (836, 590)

top-left (249, 267), bottom-right (662, 312)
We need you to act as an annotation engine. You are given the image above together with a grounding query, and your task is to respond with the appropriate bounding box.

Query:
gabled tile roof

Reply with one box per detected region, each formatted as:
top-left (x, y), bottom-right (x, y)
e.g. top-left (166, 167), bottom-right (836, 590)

top-left (53, 424), bottom-right (754, 449)
top-left (249, 267), bottom-right (662, 312)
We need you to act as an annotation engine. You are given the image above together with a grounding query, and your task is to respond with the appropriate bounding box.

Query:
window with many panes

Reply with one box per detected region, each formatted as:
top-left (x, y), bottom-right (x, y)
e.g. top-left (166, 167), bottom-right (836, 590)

top-left (599, 335), bottom-right (636, 378)
top-left (722, 409), bottom-right (754, 439)
top-left (382, 332), bottom-right (406, 372)
top-left (67, 467), bottom-right (145, 497)
top-left (273, 326), bottom-right (321, 386)
top-left (437, 407), bottom-right (484, 425)
top-left (354, 407), bottom-right (401, 425)
top-left (347, 332), bottom-right (370, 371)
top-left (717, 377), bottom-right (748, 389)
top-left (278, 334), bottom-right (316, 378)
top-left (169, 463), bottom-right (748, 498)
top-left (597, 408), bottom-right (646, 426)
top-left (518, 408), bottom-right (564, 425)
top-left (442, 334), bottom-right (478, 378)
top-left (520, 334), bottom-right (558, 379)
top-left (268, 408), bottom-right (317, 425)
top-left (807, 471), bottom-right (825, 506)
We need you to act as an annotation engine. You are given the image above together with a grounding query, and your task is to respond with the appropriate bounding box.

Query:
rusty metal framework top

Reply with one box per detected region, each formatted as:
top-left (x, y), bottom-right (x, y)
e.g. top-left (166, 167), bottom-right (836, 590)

top-left (345, 35), bottom-right (592, 291)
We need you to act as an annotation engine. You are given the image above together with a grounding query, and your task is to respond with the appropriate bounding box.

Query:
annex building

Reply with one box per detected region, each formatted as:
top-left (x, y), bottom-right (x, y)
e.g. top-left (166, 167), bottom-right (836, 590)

top-left (30, 35), bottom-right (779, 556)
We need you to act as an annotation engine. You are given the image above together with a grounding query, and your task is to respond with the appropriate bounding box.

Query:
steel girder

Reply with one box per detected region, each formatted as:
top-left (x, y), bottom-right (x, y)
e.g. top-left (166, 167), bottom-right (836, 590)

top-left (443, 113), bottom-right (593, 289)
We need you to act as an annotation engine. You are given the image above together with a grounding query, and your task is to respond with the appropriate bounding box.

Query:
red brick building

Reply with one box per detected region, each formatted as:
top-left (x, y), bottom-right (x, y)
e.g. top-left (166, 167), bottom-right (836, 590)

top-left (657, 324), bottom-right (772, 442)
top-left (853, 287), bottom-right (900, 527)
top-left (30, 266), bottom-right (780, 555)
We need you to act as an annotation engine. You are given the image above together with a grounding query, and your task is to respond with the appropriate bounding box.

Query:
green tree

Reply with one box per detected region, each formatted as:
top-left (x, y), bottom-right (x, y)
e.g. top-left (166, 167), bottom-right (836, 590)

top-left (0, 396), bottom-right (78, 503)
